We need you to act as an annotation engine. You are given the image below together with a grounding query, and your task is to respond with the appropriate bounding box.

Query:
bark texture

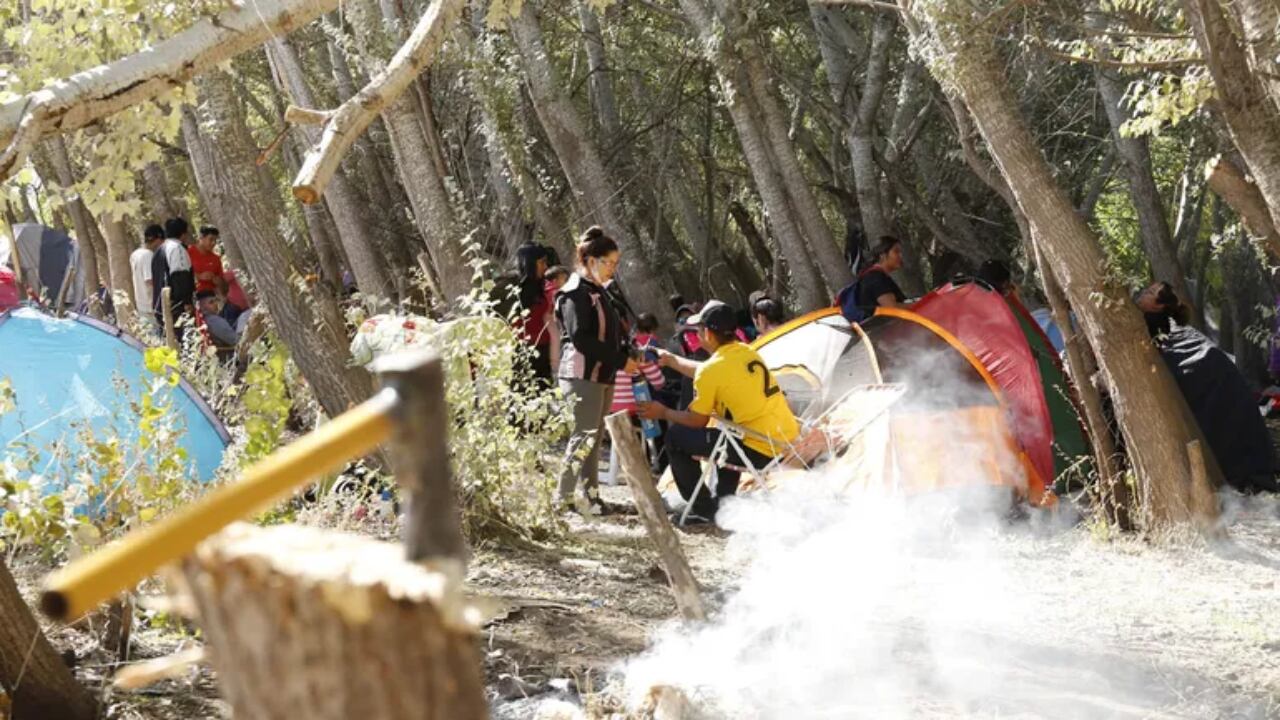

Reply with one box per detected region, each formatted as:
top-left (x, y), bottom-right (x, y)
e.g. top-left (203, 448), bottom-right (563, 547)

top-left (180, 524), bottom-right (486, 720)
top-left (0, 558), bottom-right (95, 720)
top-left (348, 0), bottom-right (470, 303)
top-left (906, 3), bottom-right (1218, 528)
top-left (1095, 65), bottom-right (1193, 319)
top-left (680, 0), bottom-right (843, 308)
top-left (1183, 0), bottom-right (1280, 238)
top-left (190, 70), bottom-right (373, 418)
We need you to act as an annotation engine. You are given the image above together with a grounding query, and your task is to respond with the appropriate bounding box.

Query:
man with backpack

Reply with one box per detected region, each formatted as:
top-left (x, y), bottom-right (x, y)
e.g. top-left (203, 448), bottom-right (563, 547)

top-left (835, 236), bottom-right (907, 322)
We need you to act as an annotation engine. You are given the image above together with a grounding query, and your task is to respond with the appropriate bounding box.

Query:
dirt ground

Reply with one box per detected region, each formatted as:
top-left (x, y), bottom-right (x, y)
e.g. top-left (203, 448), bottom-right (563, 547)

top-left (10, 482), bottom-right (1280, 719)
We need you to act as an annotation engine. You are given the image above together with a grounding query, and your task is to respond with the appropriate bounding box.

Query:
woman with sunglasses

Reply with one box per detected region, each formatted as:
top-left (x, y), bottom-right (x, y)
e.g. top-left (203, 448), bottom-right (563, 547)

top-left (553, 226), bottom-right (639, 515)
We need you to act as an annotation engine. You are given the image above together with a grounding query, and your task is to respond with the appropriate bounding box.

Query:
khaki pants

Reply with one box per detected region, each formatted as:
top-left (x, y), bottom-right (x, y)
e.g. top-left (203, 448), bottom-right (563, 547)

top-left (558, 378), bottom-right (611, 503)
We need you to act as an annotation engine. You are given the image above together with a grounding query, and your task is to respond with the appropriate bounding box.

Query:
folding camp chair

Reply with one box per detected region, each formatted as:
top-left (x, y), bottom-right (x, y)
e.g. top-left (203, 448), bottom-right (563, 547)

top-left (677, 383), bottom-right (907, 525)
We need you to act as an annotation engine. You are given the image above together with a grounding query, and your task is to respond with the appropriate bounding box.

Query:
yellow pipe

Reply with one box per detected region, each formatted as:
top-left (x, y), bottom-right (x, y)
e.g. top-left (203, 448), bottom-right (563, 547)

top-left (41, 389), bottom-right (399, 622)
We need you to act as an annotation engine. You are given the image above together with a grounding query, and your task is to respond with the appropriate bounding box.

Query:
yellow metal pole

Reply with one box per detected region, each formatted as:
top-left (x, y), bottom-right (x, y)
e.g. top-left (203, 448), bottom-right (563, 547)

top-left (41, 389), bottom-right (399, 622)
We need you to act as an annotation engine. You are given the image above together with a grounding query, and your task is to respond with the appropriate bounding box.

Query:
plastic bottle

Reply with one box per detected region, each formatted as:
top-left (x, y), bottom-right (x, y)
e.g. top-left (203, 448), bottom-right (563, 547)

top-left (632, 376), bottom-right (663, 439)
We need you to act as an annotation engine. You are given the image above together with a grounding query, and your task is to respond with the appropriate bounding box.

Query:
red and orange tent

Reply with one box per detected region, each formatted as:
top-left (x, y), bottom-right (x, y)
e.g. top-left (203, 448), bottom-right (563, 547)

top-left (752, 288), bottom-right (1060, 506)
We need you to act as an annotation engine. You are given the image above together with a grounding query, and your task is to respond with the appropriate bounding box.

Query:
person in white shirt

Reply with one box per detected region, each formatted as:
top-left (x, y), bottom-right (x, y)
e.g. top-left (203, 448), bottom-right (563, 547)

top-left (130, 224), bottom-right (164, 331)
top-left (150, 217), bottom-right (195, 332)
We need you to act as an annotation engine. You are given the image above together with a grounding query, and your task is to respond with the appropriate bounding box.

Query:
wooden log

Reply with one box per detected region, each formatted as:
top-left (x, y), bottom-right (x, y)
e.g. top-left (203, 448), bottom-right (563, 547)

top-left (179, 523), bottom-right (487, 720)
top-left (160, 287), bottom-right (177, 350)
top-left (604, 412), bottom-right (706, 622)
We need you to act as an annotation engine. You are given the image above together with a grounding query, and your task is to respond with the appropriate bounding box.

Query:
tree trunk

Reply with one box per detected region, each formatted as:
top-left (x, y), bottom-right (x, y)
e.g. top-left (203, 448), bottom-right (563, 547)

top-left (100, 215), bottom-right (138, 328)
top-left (1206, 154), bottom-right (1280, 259)
top-left (1095, 64), bottom-right (1195, 322)
top-left (41, 138), bottom-right (101, 297)
top-left (268, 37), bottom-right (395, 302)
top-left (810, 6), bottom-right (894, 243)
top-left (1227, 0), bottom-right (1280, 119)
top-left (0, 0), bottom-right (346, 180)
top-left (191, 70), bottom-right (373, 418)
top-left (1183, 0), bottom-right (1280, 238)
top-left (509, 1), bottom-right (674, 322)
top-left (181, 524), bottom-right (486, 720)
top-left (678, 0), bottom-right (830, 308)
top-left (348, 0), bottom-right (469, 303)
top-left (0, 558), bottom-right (95, 720)
top-left (141, 161), bottom-right (186, 221)
top-left (905, 3), bottom-right (1218, 529)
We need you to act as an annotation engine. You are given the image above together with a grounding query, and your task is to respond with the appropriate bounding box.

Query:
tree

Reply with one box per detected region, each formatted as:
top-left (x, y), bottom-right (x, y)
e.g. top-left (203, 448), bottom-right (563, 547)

top-left (0, 558), bottom-right (94, 720)
top-left (901, 0), bottom-right (1218, 528)
top-left (678, 0), bottom-right (847, 309)
top-left (507, 1), bottom-right (676, 322)
top-left (188, 70), bottom-right (373, 418)
top-left (1182, 0), bottom-right (1280, 237)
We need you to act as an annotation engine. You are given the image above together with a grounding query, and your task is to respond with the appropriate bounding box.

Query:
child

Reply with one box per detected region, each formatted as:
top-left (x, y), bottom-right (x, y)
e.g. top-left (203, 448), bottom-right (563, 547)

top-left (604, 313), bottom-right (665, 484)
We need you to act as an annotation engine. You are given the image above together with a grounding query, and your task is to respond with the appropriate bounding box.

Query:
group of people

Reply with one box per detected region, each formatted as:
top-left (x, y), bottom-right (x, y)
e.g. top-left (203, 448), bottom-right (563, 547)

top-left (128, 217), bottom-right (253, 352)
top-left (512, 227), bottom-right (804, 524)
top-left (512, 222), bottom-right (1279, 524)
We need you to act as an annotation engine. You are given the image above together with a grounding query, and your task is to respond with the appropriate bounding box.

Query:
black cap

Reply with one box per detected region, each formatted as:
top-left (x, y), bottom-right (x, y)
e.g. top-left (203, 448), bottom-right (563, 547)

top-left (686, 299), bottom-right (738, 333)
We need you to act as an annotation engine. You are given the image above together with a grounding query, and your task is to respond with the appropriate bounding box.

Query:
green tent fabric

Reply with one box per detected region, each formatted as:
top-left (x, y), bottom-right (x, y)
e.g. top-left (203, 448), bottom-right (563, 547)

top-left (1007, 297), bottom-right (1093, 490)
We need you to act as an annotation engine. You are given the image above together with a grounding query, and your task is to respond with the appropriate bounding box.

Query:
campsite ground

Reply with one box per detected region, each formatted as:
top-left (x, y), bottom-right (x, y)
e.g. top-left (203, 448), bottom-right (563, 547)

top-left (12, 487), bottom-right (1280, 719)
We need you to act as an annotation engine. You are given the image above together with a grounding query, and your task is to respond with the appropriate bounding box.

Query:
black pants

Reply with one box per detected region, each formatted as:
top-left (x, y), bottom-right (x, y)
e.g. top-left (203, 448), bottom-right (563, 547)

top-left (667, 424), bottom-right (772, 519)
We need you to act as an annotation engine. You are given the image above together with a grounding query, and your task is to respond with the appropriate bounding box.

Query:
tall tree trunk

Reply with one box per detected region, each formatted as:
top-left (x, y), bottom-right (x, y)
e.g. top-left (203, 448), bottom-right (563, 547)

top-left (509, 1), bottom-right (674, 322)
top-left (141, 161), bottom-right (186, 221)
top-left (191, 70), bottom-right (373, 417)
top-left (41, 138), bottom-right (101, 297)
top-left (1094, 64), bottom-right (1196, 323)
top-left (810, 6), bottom-right (895, 244)
top-left (904, 3), bottom-right (1218, 528)
top-left (267, 38), bottom-right (394, 302)
top-left (1184, 0), bottom-right (1280, 237)
top-left (347, 0), bottom-right (469, 303)
top-left (99, 215), bottom-right (138, 327)
top-left (735, 12), bottom-right (850, 295)
top-left (1227, 0), bottom-right (1280, 117)
top-left (0, 558), bottom-right (95, 720)
top-left (678, 0), bottom-right (830, 308)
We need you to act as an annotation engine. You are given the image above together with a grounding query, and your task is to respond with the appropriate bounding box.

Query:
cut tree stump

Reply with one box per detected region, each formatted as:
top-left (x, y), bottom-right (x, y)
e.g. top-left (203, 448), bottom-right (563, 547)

top-left (604, 412), bottom-right (706, 622)
top-left (178, 523), bottom-right (487, 720)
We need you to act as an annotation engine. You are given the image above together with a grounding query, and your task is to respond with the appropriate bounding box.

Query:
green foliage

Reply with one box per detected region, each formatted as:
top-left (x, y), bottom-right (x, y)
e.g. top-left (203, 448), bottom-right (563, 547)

top-left (239, 340), bottom-right (292, 466)
top-left (347, 251), bottom-right (571, 542)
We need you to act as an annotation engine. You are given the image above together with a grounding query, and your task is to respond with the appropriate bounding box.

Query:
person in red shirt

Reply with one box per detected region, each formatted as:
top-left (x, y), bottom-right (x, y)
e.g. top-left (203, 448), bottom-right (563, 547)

top-left (188, 226), bottom-right (226, 295)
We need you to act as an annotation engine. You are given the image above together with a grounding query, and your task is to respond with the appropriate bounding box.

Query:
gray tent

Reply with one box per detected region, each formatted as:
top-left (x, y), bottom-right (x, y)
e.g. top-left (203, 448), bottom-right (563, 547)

top-left (13, 223), bottom-right (85, 308)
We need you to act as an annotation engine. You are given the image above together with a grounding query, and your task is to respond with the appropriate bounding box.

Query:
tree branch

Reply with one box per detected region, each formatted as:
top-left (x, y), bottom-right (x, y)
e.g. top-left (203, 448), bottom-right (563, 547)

top-left (1027, 37), bottom-right (1201, 71)
top-left (0, 0), bottom-right (343, 182)
top-left (291, 0), bottom-right (466, 205)
top-left (1205, 154), bottom-right (1280, 259)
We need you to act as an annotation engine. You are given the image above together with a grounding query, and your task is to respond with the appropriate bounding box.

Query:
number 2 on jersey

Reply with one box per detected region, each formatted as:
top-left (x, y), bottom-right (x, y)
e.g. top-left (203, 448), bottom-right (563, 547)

top-left (747, 360), bottom-right (781, 398)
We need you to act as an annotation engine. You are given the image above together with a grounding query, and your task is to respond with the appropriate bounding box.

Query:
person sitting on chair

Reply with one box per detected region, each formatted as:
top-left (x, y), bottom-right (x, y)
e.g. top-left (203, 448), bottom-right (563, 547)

top-left (638, 300), bottom-right (800, 524)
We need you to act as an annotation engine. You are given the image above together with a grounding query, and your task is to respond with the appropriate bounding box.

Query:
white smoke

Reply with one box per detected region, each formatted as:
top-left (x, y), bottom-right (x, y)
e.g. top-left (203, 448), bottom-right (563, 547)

top-left (622, 369), bottom-right (1269, 718)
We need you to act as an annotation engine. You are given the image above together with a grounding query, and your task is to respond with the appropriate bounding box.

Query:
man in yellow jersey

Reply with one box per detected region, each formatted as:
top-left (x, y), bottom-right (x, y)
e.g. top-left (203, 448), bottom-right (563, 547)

top-left (639, 300), bottom-right (799, 523)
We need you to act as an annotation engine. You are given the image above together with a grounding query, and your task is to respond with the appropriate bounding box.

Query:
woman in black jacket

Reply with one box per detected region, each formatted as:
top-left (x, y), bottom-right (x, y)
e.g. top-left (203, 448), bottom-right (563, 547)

top-left (554, 227), bottom-right (639, 515)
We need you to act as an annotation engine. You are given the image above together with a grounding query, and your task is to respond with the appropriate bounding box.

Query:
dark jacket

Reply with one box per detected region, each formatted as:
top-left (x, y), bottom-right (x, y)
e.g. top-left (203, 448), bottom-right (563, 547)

top-left (555, 272), bottom-right (629, 384)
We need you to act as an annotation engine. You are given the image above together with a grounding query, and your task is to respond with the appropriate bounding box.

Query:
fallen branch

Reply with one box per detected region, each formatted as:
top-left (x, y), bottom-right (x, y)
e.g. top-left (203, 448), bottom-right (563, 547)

top-left (604, 412), bottom-right (706, 623)
top-left (291, 0), bottom-right (467, 205)
top-left (0, 0), bottom-right (342, 181)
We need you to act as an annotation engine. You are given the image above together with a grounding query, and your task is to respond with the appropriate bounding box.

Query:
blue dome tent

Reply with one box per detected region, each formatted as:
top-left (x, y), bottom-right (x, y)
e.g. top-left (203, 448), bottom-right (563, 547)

top-left (0, 307), bottom-right (229, 485)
